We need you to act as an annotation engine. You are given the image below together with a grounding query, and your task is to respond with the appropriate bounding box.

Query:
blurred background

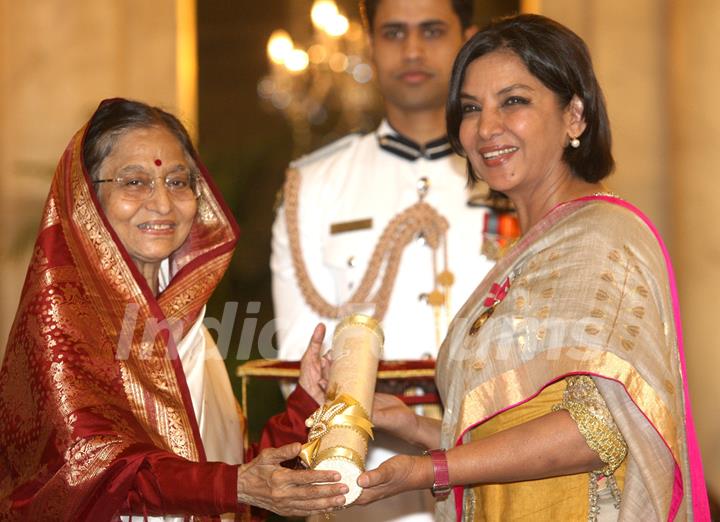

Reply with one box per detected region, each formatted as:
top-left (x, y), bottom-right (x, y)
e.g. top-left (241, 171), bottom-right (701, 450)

top-left (1, 0), bottom-right (718, 515)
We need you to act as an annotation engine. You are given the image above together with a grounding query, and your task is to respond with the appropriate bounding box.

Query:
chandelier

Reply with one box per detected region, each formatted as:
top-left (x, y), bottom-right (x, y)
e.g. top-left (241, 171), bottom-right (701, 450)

top-left (257, 0), bottom-right (381, 154)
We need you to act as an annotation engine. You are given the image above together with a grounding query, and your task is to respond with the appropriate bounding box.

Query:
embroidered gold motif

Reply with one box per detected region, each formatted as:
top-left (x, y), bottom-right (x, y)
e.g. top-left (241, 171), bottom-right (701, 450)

top-left (553, 376), bottom-right (627, 476)
top-left (64, 435), bottom-right (130, 486)
top-left (41, 194), bottom-right (61, 230)
top-left (631, 306), bottom-right (645, 319)
top-left (585, 325), bottom-right (601, 336)
top-left (541, 287), bottom-right (554, 299)
top-left (537, 305), bottom-right (551, 319)
top-left (196, 191), bottom-right (220, 223)
top-left (625, 325), bottom-right (640, 337)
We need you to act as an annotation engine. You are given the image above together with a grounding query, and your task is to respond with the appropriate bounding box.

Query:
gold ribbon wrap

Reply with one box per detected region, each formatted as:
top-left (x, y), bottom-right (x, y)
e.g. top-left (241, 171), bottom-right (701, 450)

top-left (300, 393), bottom-right (374, 469)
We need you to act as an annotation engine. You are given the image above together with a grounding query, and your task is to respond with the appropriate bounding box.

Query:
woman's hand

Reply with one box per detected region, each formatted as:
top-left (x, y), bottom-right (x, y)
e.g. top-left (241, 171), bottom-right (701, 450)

top-left (237, 442), bottom-right (348, 516)
top-left (372, 393), bottom-right (442, 449)
top-left (371, 393), bottom-right (419, 439)
top-left (298, 323), bottom-right (330, 404)
top-left (354, 454), bottom-right (433, 505)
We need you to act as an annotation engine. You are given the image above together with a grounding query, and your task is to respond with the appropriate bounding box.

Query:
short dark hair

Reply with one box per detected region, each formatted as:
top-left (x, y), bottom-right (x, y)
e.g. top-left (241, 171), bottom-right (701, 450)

top-left (83, 98), bottom-right (198, 180)
top-left (446, 14), bottom-right (614, 184)
top-left (360, 0), bottom-right (474, 32)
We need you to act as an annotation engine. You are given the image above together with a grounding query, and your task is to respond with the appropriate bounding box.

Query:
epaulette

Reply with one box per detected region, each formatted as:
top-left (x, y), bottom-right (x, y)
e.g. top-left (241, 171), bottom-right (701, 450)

top-left (290, 132), bottom-right (363, 169)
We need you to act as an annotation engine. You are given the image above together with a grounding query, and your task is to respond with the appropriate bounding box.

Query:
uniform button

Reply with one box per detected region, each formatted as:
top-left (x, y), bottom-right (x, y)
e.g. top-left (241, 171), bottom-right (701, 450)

top-left (347, 256), bottom-right (355, 267)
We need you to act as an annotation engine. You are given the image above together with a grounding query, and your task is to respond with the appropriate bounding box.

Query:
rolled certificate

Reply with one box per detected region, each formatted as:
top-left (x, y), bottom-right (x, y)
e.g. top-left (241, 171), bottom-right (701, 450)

top-left (300, 314), bottom-right (384, 505)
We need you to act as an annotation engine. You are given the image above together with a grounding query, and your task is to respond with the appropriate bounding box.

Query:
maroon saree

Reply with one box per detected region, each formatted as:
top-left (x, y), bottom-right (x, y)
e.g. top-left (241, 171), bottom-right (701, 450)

top-left (0, 99), bottom-right (293, 521)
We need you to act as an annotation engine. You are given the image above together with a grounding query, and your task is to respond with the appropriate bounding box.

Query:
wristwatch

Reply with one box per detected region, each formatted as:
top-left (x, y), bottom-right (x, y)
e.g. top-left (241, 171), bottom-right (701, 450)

top-left (424, 448), bottom-right (451, 499)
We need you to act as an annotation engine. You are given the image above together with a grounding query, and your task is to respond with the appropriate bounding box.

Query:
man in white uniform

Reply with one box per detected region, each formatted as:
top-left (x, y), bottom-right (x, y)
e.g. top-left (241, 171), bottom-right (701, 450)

top-left (271, 1), bottom-right (495, 520)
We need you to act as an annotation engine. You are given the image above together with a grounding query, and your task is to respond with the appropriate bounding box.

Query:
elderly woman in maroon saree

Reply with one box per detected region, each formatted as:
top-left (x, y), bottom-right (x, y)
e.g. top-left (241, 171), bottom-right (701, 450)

top-left (0, 99), bottom-right (346, 521)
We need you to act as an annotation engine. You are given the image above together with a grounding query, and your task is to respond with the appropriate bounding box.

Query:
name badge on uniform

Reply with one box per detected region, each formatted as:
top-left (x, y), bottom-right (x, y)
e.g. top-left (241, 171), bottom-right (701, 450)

top-left (330, 218), bottom-right (373, 235)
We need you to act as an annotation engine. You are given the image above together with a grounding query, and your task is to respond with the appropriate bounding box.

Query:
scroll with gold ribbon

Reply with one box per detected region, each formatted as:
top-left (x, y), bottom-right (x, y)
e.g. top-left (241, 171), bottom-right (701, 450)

top-left (300, 314), bottom-right (383, 505)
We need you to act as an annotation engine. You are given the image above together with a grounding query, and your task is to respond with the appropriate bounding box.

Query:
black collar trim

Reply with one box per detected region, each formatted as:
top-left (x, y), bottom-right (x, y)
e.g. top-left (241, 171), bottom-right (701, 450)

top-left (377, 133), bottom-right (453, 161)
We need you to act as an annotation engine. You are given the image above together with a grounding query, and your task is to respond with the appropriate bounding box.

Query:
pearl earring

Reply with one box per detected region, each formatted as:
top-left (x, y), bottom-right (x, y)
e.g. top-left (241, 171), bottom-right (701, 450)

top-left (570, 137), bottom-right (581, 149)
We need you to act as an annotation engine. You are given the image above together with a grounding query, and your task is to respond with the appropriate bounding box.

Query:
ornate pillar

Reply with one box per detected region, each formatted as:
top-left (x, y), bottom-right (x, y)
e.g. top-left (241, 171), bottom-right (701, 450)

top-left (0, 0), bottom-right (197, 355)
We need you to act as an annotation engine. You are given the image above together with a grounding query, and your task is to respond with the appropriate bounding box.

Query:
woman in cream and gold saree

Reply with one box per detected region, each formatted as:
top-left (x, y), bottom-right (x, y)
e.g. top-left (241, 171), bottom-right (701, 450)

top-left (355, 15), bottom-right (710, 521)
top-left (0, 99), bottom-right (347, 521)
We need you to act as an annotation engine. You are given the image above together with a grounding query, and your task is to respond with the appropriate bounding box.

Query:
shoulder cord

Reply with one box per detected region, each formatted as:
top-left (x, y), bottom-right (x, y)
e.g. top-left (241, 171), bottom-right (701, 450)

top-left (284, 168), bottom-right (451, 321)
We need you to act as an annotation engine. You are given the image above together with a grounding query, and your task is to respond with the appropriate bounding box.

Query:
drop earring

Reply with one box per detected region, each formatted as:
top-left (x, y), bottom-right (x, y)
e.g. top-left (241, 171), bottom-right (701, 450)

top-left (570, 137), bottom-right (580, 149)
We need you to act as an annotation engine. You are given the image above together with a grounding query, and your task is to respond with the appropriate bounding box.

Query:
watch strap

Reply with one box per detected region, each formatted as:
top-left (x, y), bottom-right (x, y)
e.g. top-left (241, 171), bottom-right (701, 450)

top-left (425, 448), bottom-right (451, 499)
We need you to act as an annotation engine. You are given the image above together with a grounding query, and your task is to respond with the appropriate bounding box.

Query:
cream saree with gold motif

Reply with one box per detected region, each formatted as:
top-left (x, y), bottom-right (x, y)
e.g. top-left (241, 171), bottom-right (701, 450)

top-left (436, 196), bottom-right (709, 521)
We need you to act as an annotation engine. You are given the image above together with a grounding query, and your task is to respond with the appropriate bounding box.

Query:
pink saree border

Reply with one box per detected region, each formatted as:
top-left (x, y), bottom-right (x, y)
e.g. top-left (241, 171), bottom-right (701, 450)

top-left (582, 195), bottom-right (709, 520)
top-left (451, 196), bottom-right (710, 521)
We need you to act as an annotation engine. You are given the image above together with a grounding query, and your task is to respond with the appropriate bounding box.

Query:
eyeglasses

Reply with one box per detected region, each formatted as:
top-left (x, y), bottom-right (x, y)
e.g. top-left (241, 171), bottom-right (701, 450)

top-left (94, 172), bottom-right (201, 201)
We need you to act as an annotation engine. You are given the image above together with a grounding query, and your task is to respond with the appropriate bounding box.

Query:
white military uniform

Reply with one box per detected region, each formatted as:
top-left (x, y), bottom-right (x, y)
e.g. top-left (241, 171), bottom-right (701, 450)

top-left (271, 120), bottom-right (495, 522)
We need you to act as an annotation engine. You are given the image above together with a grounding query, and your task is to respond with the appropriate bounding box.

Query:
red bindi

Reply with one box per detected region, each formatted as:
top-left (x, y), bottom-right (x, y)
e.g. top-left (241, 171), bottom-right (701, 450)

top-left (154, 159), bottom-right (162, 166)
